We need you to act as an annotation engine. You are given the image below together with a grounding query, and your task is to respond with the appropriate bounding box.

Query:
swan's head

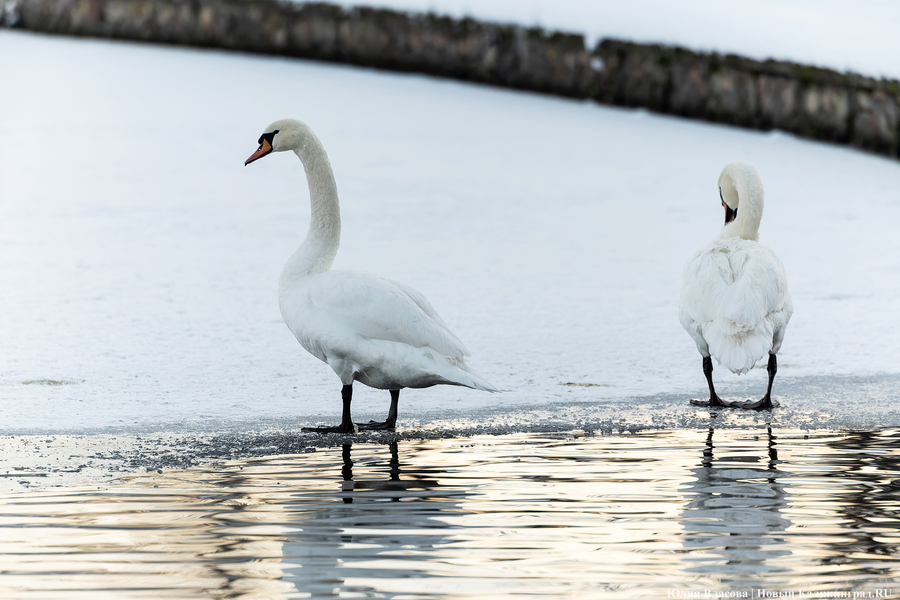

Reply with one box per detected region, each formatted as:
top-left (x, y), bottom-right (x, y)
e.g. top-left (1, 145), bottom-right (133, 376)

top-left (717, 161), bottom-right (761, 224)
top-left (245, 118), bottom-right (311, 166)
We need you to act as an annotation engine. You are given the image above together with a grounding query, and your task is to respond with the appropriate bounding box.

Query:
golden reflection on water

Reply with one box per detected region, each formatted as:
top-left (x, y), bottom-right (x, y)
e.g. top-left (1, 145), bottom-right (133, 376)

top-left (2, 429), bottom-right (900, 598)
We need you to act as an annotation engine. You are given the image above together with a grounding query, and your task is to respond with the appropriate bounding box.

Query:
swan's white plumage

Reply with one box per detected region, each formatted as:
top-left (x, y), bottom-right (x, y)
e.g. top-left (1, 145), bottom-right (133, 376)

top-left (279, 269), bottom-right (498, 390)
top-left (679, 162), bottom-right (792, 375)
top-left (679, 237), bottom-right (791, 374)
top-left (258, 118), bottom-right (496, 395)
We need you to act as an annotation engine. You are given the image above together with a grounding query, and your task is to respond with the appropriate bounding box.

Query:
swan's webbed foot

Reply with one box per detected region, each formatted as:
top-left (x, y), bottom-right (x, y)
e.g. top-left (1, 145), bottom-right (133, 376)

top-left (690, 395), bottom-right (728, 408)
top-left (729, 395), bottom-right (779, 411)
top-left (690, 395), bottom-right (778, 411)
top-left (356, 390), bottom-right (400, 432)
top-left (356, 419), bottom-right (396, 432)
top-left (302, 423), bottom-right (356, 434)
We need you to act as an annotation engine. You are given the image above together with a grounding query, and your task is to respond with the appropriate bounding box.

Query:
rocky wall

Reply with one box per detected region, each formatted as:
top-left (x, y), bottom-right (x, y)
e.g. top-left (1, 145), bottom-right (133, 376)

top-left (5, 0), bottom-right (899, 157)
top-left (594, 40), bottom-right (900, 156)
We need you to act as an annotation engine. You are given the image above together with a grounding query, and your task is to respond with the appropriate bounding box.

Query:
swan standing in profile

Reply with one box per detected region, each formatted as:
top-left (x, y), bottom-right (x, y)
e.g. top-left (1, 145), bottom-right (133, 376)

top-left (245, 118), bottom-right (497, 433)
top-left (679, 162), bottom-right (792, 410)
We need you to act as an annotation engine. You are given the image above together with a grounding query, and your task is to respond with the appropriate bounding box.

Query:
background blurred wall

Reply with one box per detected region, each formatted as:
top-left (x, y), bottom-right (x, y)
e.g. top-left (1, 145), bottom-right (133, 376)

top-left (6, 0), bottom-right (899, 157)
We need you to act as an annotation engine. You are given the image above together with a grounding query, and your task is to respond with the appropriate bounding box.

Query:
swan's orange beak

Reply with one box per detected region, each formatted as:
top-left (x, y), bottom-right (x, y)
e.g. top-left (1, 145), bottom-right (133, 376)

top-left (245, 138), bottom-right (273, 166)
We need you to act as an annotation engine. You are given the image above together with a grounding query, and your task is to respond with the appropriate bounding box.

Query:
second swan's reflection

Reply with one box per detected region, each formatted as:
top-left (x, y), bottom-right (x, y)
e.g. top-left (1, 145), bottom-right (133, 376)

top-left (680, 425), bottom-right (792, 582)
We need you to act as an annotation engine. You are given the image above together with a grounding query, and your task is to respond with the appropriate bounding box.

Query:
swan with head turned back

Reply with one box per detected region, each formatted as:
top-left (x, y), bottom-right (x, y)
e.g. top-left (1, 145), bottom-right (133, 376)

top-left (245, 118), bottom-right (497, 433)
top-left (679, 161), bottom-right (792, 411)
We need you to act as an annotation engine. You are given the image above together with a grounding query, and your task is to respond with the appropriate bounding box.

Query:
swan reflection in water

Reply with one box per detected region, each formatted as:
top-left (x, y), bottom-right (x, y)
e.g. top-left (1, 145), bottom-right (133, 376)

top-left (337, 441), bottom-right (439, 503)
top-left (679, 425), bottom-right (792, 584)
top-left (281, 440), bottom-right (470, 598)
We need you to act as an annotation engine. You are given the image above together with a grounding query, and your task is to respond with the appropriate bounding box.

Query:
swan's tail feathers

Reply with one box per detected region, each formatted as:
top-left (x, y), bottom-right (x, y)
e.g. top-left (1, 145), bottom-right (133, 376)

top-left (719, 276), bottom-right (769, 335)
top-left (446, 358), bottom-right (500, 392)
top-left (703, 322), bottom-right (773, 375)
top-left (463, 371), bottom-right (500, 393)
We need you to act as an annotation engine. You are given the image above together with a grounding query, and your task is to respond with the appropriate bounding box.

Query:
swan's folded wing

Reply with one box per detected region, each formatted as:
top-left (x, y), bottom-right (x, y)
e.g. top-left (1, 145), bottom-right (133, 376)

top-left (306, 271), bottom-right (471, 359)
top-left (680, 248), bottom-right (733, 329)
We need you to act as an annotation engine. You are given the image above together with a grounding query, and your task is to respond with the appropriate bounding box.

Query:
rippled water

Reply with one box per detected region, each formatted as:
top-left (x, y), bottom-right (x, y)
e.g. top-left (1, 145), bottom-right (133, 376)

top-left (3, 429), bottom-right (900, 598)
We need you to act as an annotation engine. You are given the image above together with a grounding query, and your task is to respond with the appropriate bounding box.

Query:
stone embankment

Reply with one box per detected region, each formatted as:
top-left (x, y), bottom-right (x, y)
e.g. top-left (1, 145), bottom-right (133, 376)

top-left (5, 0), bottom-right (899, 157)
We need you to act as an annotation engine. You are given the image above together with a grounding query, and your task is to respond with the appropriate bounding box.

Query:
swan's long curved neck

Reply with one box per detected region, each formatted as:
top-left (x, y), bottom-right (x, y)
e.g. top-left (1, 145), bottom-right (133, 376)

top-left (280, 134), bottom-right (341, 288)
top-left (718, 172), bottom-right (764, 241)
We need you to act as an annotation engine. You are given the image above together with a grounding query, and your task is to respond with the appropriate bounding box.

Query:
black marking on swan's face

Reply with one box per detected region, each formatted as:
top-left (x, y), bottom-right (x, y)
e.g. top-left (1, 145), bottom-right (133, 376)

top-left (258, 130), bottom-right (278, 147)
top-left (244, 130), bottom-right (280, 166)
top-left (720, 187), bottom-right (737, 224)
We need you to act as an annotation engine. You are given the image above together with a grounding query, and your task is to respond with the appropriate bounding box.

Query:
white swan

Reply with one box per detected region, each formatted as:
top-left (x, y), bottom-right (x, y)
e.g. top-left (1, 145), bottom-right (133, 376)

top-left (679, 161), bottom-right (793, 410)
top-left (245, 118), bottom-right (497, 433)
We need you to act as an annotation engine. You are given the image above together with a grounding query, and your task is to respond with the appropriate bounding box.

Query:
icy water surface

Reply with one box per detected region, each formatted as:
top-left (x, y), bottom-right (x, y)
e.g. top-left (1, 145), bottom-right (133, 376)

top-left (3, 429), bottom-right (900, 598)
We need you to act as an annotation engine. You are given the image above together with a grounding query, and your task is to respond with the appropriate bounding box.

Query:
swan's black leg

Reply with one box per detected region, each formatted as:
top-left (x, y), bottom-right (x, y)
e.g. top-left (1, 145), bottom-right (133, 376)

top-left (765, 353), bottom-right (778, 405)
top-left (340, 443), bottom-right (354, 504)
top-left (303, 384), bottom-right (356, 433)
top-left (358, 389), bottom-right (399, 431)
top-left (388, 441), bottom-right (401, 502)
top-left (690, 356), bottom-right (728, 407)
top-left (732, 353), bottom-right (779, 411)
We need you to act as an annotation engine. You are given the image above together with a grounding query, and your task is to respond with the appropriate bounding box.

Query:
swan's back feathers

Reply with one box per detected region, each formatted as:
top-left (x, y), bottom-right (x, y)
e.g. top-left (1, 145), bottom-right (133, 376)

top-left (293, 270), bottom-right (470, 361)
top-left (679, 238), bottom-right (791, 374)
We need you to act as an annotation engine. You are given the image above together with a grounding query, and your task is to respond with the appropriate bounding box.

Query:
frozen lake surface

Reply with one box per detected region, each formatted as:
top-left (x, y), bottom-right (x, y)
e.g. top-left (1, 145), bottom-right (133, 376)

top-left (1, 30), bottom-right (900, 434)
top-left (3, 429), bottom-right (900, 598)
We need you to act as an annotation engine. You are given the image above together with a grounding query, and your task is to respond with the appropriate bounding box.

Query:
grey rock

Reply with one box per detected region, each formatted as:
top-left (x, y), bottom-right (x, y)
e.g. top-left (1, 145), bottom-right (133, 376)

top-left (669, 53), bottom-right (709, 117)
top-left (853, 89), bottom-right (900, 154)
top-left (594, 41), bottom-right (669, 111)
top-left (802, 85), bottom-right (851, 141)
top-left (757, 75), bottom-right (800, 130)
top-left (707, 68), bottom-right (758, 126)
